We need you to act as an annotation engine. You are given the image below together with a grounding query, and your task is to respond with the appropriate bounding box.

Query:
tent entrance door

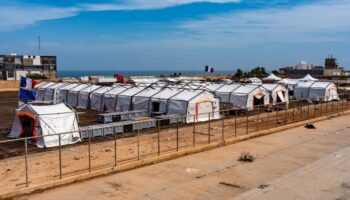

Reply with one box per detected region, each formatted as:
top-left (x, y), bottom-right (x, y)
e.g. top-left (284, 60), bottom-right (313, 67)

top-left (195, 101), bottom-right (213, 122)
top-left (277, 91), bottom-right (285, 103)
top-left (152, 102), bottom-right (160, 112)
top-left (253, 94), bottom-right (265, 107)
top-left (18, 115), bottom-right (35, 138)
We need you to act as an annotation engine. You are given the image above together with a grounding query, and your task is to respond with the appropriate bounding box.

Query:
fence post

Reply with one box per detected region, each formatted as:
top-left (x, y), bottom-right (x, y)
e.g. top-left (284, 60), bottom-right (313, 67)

top-left (284, 103), bottom-right (287, 124)
top-left (337, 100), bottom-right (339, 115)
top-left (326, 101), bottom-right (328, 115)
top-left (24, 138), bottom-right (29, 187)
top-left (307, 102), bottom-right (310, 119)
top-left (292, 103), bottom-right (295, 122)
top-left (221, 112), bottom-right (224, 142)
top-left (208, 113), bottom-right (211, 144)
top-left (266, 108), bottom-right (269, 129)
top-left (59, 133), bottom-right (62, 179)
top-left (137, 129), bottom-right (140, 160)
top-left (234, 109), bottom-right (237, 137)
top-left (158, 120), bottom-right (160, 156)
top-left (114, 128), bottom-right (117, 166)
top-left (193, 115), bottom-right (196, 147)
top-left (257, 105), bottom-right (260, 132)
top-left (276, 105), bottom-right (279, 124)
top-left (176, 116), bottom-right (179, 151)
top-left (313, 103), bottom-right (316, 118)
top-left (246, 109), bottom-right (248, 134)
top-left (88, 130), bottom-right (91, 173)
top-left (300, 101), bottom-right (303, 121)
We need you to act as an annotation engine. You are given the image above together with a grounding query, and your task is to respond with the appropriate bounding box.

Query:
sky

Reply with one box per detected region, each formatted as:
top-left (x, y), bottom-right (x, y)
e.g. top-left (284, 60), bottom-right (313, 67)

top-left (0, 0), bottom-right (349, 72)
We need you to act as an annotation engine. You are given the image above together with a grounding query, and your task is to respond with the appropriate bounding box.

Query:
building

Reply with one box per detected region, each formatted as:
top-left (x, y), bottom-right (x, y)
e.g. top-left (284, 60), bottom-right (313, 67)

top-left (279, 61), bottom-right (324, 79)
top-left (0, 54), bottom-right (57, 80)
top-left (324, 56), bottom-right (343, 77)
top-left (279, 56), bottom-right (345, 78)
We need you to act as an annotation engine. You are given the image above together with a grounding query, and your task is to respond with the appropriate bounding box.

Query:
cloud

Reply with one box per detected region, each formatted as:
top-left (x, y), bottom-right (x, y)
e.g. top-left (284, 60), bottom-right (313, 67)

top-left (81, 0), bottom-right (241, 11)
top-left (0, 0), bottom-right (240, 32)
top-left (0, 5), bottom-right (79, 31)
top-left (179, 0), bottom-right (350, 45)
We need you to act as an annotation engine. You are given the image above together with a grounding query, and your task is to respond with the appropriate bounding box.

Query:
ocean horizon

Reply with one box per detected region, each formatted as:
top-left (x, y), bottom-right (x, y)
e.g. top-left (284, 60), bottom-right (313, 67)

top-left (57, 70), bottom-right (235, 78)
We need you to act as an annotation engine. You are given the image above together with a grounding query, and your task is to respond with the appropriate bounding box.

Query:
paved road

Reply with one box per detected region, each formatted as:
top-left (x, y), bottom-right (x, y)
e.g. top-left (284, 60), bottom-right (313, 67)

top-left (15, 115), bottom-right (350, 200)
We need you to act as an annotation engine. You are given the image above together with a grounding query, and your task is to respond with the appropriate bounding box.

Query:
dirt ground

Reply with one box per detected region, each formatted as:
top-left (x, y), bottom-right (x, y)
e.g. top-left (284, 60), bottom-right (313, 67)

top-left (0, 91), bottom-right (349, 194)
top-left (13, 114), bottom-right (350, 200)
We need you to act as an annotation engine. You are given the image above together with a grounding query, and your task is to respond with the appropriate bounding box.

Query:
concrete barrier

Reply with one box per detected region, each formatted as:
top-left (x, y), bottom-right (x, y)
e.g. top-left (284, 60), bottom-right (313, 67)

top-left (1, 110), bottom-right (349, 199)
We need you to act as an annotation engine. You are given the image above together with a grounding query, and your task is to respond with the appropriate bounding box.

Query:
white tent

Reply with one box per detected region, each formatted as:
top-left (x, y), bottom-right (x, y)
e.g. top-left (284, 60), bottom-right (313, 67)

top-left (90, 86), bottom-right (115, 111)
top-left (77, 85), bottom-right (102, 109)
top-left (43, 82), bottom-right (69, 103)
top-left (293, 81), bottom-right (316, 100)
top-left (149, 88), bottom-right (184, 114)
top-left (215, 84), bottom-right (241, 103)
top-left (309, 82), bottom-right (339, 101)
top-left (277, 78), bottom-right (291, 85)
top-left (34, 81), bottom-right (49, 89)
top-left (230, 85), bottom-right (269, 110)
top-left (9, 103), bottom-right (81, 148)
top-left (200, 83), bottom-right (225, 92)
top-left (67, 84), bottom-right (91, 107)
top-left (58, 83), bottom-right (81, 103)
top-left (285, 79), bottom-right (301, 92)
top-left (167, 89), bottom-right (220, 123)
top-left (263, 73), bottom-right (282, 81)
top-left (116, 86), bottom-right (147, 112)
top-left (240, 77), bottom-right (262, 85)
top-left (35, 82), bottom-right (56, 101)
top-left (132, 87), bottom-right (164, 111)
top-left (101, 85), bottom-right (131, 112)
top-left (261, 84), bottom-right (289, 105)
top-left (300, 74), bottom-right (318, 81)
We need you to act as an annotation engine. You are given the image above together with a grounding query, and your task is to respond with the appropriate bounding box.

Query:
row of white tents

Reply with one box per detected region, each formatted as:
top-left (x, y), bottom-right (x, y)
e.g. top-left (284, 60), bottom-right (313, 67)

top-left (35, 82), bottom-right (221, 123)
top-left (35, 81), bottom-right (290, 114)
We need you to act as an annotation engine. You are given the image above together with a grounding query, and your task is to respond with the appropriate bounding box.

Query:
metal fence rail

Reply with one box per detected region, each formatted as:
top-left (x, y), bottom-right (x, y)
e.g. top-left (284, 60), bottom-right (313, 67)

top-left (0, 93), bottom-right (349, 193)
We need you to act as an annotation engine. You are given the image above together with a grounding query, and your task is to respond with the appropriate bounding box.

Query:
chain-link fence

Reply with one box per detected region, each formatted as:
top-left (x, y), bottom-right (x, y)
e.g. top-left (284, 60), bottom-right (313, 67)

top-left (0, 93), bottom-right (349, 193)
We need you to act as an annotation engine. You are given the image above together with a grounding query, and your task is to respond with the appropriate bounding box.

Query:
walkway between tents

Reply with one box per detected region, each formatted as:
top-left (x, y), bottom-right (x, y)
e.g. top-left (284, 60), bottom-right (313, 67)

top-left (15, 115), bottom-right (350, 200)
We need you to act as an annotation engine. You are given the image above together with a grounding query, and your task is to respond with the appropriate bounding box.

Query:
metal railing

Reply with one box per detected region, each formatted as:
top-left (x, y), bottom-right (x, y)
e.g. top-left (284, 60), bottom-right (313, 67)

top-left (0, 93), bottom-right (349, 193)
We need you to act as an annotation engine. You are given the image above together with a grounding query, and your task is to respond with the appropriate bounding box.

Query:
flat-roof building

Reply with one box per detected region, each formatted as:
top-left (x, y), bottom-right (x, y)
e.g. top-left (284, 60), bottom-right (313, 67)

top-left (0, 54), bottom-right (57, 80)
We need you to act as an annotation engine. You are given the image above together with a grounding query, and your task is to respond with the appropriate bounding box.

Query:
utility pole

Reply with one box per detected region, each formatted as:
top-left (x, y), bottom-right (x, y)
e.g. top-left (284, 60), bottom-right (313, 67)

top-left (38, 36), bottom-right (41, 56)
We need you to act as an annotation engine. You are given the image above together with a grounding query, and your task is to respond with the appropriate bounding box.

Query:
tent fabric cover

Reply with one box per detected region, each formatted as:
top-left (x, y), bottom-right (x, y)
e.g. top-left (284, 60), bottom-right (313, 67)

top-left (9, 103), bottom-right (81, 148)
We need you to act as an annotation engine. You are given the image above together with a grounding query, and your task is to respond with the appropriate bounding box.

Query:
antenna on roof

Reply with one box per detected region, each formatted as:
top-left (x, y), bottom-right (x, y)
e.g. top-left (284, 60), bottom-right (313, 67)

top-left (38, 36), bottom-right (41, 56)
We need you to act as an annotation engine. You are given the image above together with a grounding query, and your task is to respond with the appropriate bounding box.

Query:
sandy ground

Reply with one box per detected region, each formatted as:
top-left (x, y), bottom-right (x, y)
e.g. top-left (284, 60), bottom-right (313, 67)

top-left (12, 114), bottom-right (350, 200)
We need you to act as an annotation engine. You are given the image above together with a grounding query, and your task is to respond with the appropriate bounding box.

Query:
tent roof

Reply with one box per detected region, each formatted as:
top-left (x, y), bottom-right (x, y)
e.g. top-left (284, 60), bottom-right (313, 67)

top-left (69, 84), bottom-right (90, 92)
top-left (152, 88), bottom-right (183, 100)
top-left (300, 74), bottom-right (318, 81)
top-left (46, 82), bottom-right (68, 89)
top-left (134, 87), bottom-right (163, 98)
top-left (59, 83), bottom-right (80, 90)
top-left (119, 86), bottom-right (146, 96)
top-left (36, 82), bottom-right (56, 89)
top-left (216, 84), bottom-right (241, 93)
top-left (263, 73), bottom-right (282, 81)
top-left (201, 83), bottom-right (225, 91)
top-left (261, 84), bottom-right (278, 91)
top-left (104, 85), bottom-right (130, 95)
top-left (295, 81), bottom-right (316, 88)
top-left (25, 103), bottom-right (73, 115)
top-left (310, 81), bottom-right (333, 89)
top-left (34, 81), bottom-right (50, 89)
top-left (91, 86), bottom-right (114, 94)
top-left (232, 85), bottom-right (260, 94)
top-left (170, 89), bottom-right (205, 101)
top-left (80, 84), bottom-right (101, 93)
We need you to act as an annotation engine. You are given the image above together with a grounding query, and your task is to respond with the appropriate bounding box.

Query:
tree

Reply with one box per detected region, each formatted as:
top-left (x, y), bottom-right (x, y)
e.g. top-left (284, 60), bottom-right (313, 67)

top-left (249, 66), bottom-right (268, 76)
top-left (234, 69), bottom-right (244, 78)
top-left (272, 70), bottom-right (279, 75)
